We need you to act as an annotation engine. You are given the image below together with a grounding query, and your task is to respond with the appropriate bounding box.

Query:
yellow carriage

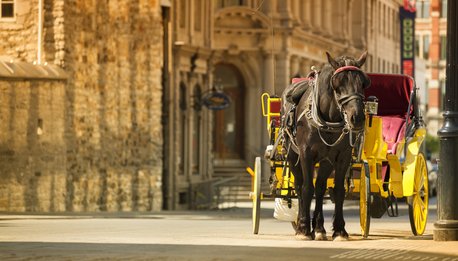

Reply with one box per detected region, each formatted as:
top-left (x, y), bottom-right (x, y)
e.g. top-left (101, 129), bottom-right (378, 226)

top-left (249, 73), bottom-right (428, 238)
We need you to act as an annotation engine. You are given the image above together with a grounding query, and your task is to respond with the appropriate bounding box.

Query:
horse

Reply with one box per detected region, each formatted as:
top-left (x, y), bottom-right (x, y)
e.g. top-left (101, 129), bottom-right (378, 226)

top-left (281, 51), bottom-right (370, 241)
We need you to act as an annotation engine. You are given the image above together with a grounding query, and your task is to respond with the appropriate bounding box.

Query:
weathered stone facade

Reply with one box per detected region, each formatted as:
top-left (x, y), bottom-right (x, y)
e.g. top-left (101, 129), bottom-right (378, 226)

top-left (0, 77), bottom-right (67, 211)
top-left (0, 0), bottom-right (164, 212)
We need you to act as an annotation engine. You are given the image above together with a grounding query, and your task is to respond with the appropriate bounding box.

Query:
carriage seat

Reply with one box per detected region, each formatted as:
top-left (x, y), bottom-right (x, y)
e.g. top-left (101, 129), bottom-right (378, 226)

top-left (366, 74), bottom-right (414, 155)
top-left (382, 116), bottom-right (406, 154)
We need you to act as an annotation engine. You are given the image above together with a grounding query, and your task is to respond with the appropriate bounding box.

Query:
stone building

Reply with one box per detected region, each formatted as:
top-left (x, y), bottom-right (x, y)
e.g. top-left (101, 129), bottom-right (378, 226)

top-left (1, 0), bottom-right (404, 212)
top-left (0, 0), bottom-right (165, 212)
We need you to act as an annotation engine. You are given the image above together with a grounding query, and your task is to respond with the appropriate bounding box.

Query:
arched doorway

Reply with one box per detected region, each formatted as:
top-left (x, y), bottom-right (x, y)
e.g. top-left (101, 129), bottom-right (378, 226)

top-left (213, 64), bottom-right (245, 161)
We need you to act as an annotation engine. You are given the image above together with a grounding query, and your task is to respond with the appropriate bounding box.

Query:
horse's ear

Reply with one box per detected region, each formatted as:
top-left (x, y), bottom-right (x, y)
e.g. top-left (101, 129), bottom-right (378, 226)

top-left (356, 51), bottom-right (368, 68)
top-left (326, 52), bottom-right (339, 70)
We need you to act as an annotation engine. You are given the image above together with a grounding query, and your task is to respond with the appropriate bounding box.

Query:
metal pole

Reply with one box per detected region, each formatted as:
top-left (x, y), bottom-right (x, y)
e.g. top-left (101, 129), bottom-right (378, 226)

top-left (434, 0), bottom-right (458, 241)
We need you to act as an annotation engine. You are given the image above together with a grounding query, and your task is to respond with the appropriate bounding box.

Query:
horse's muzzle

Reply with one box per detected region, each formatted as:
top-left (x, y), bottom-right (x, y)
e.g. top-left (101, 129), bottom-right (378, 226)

top-left (349, 113), bottom-right (365, 130)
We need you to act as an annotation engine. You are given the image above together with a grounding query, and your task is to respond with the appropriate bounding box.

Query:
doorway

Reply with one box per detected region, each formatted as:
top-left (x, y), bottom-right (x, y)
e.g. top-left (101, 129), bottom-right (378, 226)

top-left (213, 64), bottom-right (245, 160)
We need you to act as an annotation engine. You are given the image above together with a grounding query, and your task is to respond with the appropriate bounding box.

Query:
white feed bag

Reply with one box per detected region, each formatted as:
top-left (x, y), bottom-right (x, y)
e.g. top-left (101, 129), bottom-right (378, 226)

top-left (273, 198), bottom-right (298, 222)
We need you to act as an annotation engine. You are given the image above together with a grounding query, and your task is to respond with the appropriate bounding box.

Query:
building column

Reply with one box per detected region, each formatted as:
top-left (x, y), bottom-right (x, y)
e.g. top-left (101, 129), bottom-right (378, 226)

top-left (311, 0), bottom-right (322, 32)
top-left (321, 0), bottom-right (331, 36)
top-left (274, 52), bottom-right (289, 95)
top-left (301, 0), bottom-right (312, 29)
top-left (346, 0), bottom-right (354, 45)
top-left (263, 51), bottom-right (275, 95)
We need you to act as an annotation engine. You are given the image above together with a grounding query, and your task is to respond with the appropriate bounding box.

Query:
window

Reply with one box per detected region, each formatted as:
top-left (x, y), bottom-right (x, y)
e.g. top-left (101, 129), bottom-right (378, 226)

top-left (416, 0), bottom-right (430, 18)
top-left (1, 0), bottom-right (14, 19)
top-left (440, 35), bottom-right (447, 61)
top-left (415, 36), bottom-right (420, 57)
top-left (423, 35), bottom-right (430, 59)
top-left (441, 0), bottom-right (447, 18)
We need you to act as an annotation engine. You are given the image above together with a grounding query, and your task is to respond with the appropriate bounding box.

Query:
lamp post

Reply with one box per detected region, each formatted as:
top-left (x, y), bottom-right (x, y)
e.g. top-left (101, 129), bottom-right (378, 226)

top-left (434, 0), bottom-right (458, 241)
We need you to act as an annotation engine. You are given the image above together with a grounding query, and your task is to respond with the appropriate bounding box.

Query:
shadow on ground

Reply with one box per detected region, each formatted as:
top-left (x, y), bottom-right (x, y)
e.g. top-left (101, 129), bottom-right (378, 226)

top-left (0, 242), bottom-right (455, 261)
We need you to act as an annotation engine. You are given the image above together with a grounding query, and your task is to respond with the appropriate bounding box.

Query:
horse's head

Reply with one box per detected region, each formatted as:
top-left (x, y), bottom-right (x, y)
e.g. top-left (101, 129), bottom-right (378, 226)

top-left (326, 51), bottom-right (370, 131)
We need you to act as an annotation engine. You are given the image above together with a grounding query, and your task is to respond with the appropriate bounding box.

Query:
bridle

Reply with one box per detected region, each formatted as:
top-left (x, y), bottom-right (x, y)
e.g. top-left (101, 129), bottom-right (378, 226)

top-left (330, 65), bottom-right (367, 115)
top-left (312, 65), bottom-right (367, 147)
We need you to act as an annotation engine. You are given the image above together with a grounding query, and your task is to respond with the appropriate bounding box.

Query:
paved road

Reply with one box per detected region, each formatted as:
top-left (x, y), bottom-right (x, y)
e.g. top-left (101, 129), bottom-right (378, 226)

top-left (0, 198), bottom-right (457, 260)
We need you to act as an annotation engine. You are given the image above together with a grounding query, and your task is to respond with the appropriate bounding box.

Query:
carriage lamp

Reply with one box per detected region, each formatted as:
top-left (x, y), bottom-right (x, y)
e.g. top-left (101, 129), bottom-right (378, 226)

top-left (365, 96), bottom-right (378, 127)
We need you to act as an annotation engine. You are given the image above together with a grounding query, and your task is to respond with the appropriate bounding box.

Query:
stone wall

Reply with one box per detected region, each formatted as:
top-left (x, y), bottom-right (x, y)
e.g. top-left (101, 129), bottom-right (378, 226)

top-left (0, 78), bottom-right (67, 211)
top-left (61, 0), bottom-right (163, 212)
top-left (0, 0), bottom-right (163, 212)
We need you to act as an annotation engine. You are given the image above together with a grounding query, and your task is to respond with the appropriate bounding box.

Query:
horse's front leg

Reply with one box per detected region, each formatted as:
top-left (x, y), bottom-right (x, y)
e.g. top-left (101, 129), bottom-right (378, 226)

top-left (313, 160), bottom-right (333, 240)
top-left (296, 150), bottom-right (315, 240)
top-left (288, 152), bottom-right (303, 235)
top-left (332, 156), bottom-right (351, 241)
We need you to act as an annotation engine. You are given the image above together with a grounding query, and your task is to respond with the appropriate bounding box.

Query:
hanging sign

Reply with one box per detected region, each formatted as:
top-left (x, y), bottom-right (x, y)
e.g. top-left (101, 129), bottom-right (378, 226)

top-left (400, 6), bottom-right (416, 78)
top-left (201, 91), bottom-right (231, 110)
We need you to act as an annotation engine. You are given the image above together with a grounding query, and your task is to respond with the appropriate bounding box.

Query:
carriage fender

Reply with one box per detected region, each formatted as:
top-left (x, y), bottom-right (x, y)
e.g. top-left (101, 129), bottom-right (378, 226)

top-left (387, 154), bottom-right (403, 198)
top-left (402, 128), bottom-right (426, 197)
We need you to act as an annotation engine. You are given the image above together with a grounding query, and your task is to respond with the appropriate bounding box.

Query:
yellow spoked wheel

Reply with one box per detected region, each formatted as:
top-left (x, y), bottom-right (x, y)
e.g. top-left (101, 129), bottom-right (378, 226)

top-left (359, 162), bottom-right (371, 238)
top-left (408, 152), bottom-right (429, 236)
top-left (252, 157), bottom-right (262, 234)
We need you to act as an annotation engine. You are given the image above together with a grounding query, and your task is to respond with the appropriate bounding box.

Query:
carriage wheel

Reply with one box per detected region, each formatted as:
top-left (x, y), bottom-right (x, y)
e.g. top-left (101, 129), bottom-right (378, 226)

top-left (359, 161), bottom-right (371, 238)
top-left (408, 152), bottom-right (429, 236)
top-left (252, 157), bottom-right (262, 234)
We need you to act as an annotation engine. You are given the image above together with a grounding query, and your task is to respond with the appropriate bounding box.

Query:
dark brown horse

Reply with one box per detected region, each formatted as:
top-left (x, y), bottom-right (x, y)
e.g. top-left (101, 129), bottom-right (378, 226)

top-left (282, 52), bottom-right (370, 241)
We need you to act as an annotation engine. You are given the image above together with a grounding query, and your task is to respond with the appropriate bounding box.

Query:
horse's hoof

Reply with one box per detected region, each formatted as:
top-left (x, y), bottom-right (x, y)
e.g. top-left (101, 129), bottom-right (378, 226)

top-left (333, 235), bottom-right (349, 241)
top-left (314, 232), bottom-right (327, 241)
top-left (295, 233), bottom-right (313, 241)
